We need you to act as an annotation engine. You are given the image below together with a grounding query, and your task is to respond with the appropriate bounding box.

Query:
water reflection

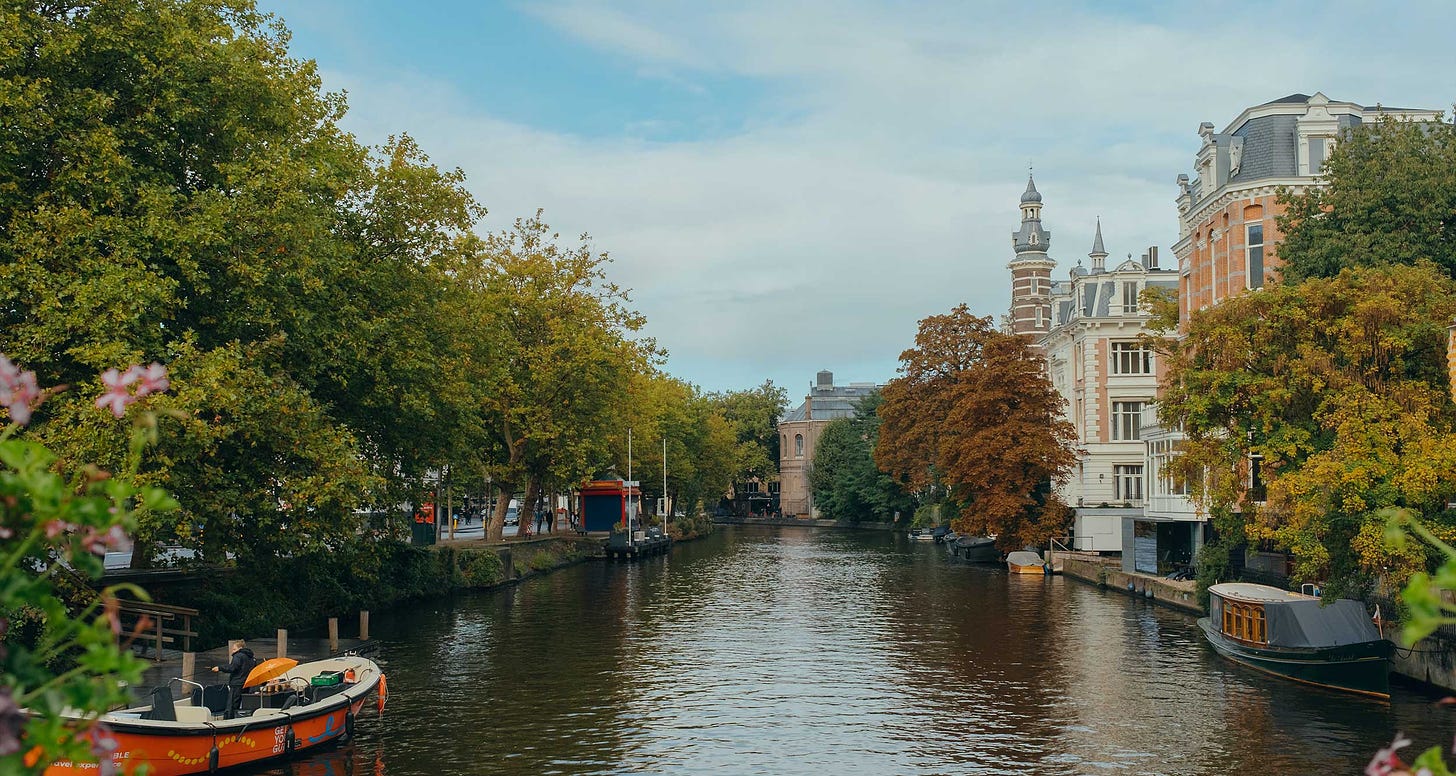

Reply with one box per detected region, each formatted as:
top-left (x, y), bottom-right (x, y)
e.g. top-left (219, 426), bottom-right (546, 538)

top-left (246, 527), bottom-right (1449, 775)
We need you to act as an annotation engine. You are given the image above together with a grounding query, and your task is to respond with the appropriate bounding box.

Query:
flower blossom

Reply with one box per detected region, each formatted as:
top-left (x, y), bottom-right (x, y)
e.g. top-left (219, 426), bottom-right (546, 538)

top-left (95, 362), bottom-right (169, 418)
top-left (0, 354), bottom-right (41, 426)
top-left (1366, 734), bottom-right (1413, 775)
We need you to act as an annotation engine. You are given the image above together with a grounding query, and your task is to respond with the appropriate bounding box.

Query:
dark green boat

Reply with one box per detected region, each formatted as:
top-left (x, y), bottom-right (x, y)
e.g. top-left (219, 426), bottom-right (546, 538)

top-left (1198, 583), bottom-right (1393, 699)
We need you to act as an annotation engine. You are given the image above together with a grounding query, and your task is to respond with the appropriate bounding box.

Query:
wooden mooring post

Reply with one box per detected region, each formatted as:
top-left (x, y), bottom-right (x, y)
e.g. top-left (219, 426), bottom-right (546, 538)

top-left (181, 652), bottom-right (195, 682)
top-left (328, 618), bottom-right (339, 653)
top-left (277, 629), bottom-right (288, 659)
top-left (359, 610), bottom-right (370, 641)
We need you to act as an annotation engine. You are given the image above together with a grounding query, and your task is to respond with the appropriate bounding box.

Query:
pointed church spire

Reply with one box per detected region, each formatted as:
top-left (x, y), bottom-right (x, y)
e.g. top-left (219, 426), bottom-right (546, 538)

top-left (1021, 173), bottom-right (1043, 204)
top-left (1013, 174), bottom-right (1050, 256)
top-left (1089, 218), bottom-right (1107, 273)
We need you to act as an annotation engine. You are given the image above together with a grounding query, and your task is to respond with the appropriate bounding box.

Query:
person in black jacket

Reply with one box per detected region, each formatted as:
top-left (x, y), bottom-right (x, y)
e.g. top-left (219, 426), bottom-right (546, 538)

top-left (212, 639), bottom-right (257, 718)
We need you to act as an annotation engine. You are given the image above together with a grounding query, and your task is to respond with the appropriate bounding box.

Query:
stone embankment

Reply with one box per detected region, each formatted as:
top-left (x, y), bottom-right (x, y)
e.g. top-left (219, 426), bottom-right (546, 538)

top-left (1059, 555), bottom-right (1202, 614)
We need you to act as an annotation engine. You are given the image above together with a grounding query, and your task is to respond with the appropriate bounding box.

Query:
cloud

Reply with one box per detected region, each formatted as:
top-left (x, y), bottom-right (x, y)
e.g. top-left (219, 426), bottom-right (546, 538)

top-left (303, 0), bottom-right (1456, 394)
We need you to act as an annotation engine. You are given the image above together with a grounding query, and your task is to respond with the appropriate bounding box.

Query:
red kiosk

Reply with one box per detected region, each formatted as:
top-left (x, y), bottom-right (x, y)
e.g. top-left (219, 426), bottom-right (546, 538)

top-left (577, 479), bottom-right (640, 534)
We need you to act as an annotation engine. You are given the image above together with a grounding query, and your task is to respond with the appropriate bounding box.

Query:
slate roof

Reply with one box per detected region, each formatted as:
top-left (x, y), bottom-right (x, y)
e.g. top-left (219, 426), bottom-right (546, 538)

top-left (781, 383), bottom-right (879, 423)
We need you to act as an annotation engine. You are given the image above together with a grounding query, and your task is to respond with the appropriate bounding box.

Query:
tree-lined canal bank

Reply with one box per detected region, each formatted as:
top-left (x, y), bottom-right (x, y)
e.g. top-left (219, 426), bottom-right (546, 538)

top-left (254, 526), bottom-right (1448, 775)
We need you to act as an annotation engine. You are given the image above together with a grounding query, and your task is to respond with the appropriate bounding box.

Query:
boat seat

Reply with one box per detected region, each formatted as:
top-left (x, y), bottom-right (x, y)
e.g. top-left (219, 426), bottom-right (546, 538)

top-left (174, 705), bottom-right (211, 724)
top-left (191, 684), bottom-right (231, 713)
top-left (144, 686), bottom-right (176, 721)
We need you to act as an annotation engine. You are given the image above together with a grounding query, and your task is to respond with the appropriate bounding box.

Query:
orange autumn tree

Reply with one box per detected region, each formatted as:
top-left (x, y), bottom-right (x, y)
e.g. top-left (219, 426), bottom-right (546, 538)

top-left (875, 305), bottom-right (1078, 549)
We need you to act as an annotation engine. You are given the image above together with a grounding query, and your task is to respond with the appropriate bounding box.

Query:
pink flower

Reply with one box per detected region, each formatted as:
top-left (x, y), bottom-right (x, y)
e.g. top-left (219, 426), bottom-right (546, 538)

top-left (133, 362), bottom-right (169, 397)
top-left (0, 355), bottom-right (41, 426)
top-left (95, 363), bottom-right (169, 418)
top-left (1366, 734), bottom-right (1412, 775)
top-left (95, 368), bottom-right (137, 418)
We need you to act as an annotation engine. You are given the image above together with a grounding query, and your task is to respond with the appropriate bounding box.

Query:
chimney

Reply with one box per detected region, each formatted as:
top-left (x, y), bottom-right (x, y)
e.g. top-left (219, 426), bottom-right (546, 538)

top-left (1147, 246), bottom-right (1159, 269)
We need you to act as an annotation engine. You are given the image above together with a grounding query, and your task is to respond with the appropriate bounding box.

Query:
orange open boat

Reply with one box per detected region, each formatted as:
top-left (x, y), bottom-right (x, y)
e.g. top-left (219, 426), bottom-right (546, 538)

top-left (46, 655), bottom-right (386, 776)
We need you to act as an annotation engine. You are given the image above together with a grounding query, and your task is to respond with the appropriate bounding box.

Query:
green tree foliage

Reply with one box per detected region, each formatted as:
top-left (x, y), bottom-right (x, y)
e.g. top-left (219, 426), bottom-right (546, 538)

top-left (1277, 112), bottom-right (1456, 282)
top-left (0, 1), bottom-right (486, 566)
top-left (876, 305), bottom-right (1078, 548)
top-left (458, 212), bottom-right (659, 541)
top-left (1155, 263), bottom-right (1456, 590)
top-left (710, 381), bottom-right (788, 485)
top-left (623, 373), bottom-right (738, 519)
top-left (810, 392), bottom-right (915, 522)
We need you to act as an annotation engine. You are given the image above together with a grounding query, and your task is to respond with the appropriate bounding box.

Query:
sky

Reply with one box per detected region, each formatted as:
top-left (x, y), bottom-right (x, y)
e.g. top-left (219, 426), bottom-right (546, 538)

top-left (254, 0), bottom-right (1456, 398)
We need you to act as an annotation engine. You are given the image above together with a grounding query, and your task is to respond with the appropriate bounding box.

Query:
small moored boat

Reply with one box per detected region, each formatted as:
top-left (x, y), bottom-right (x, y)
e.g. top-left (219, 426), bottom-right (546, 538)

top-left (46, 655), bottom-right (386, 776)
top-left (947, 535), bottom-right (1000, 563)
top-left (1198, 583), bottom-right (1392, 699)
top-left (1006, 550), bottom-right (1045, 574)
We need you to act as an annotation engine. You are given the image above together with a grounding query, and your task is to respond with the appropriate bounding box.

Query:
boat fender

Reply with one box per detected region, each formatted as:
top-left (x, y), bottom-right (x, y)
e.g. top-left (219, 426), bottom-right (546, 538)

top-left (346, 710), bottom-right (356, 739)
top-left (285, 727), bottom-right (297, 753)
top-left (378, 674), bottom-right (388, 715)
top-left (208, 745), bottom-right (219, 773)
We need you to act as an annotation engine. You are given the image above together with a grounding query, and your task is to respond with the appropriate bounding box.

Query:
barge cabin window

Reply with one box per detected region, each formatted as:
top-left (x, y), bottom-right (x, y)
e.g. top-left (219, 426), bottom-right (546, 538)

top-left (1222, 599), bottom-right (1268, 644)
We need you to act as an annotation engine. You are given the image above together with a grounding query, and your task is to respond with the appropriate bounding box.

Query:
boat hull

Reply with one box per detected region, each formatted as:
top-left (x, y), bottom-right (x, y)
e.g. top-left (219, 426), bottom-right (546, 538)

top-left (1008, 563), bottom-right (1045, 575)
top-left (46, 658), bottom-right (384, 776)
top-left (1196, 617), bottom-right (1392, 698)
top-left (947, 537), bottom-right (1000, 564)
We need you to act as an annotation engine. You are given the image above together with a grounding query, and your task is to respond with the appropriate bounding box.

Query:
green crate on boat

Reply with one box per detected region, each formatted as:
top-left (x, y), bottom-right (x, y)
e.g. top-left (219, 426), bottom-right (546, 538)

top-left (310, 670), bottom-right (344, 687)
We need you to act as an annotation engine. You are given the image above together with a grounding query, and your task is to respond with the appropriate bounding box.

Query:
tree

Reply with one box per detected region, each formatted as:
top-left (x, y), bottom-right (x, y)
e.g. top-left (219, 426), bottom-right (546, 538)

top-left (810, 392), bottom-right (916, 522)
top-left (1277, 112), bottom-right (1456, 283)
top-left (1155, 263), bottom-right (1456, 591)
top-left (876, 305), bottom-right (1078, 548)
top-left (0, 2), bottom-right (490, 564)
top-left (459, 212), bottom-right (659, 541)
top-left (709, 381), bottom-right (788, 487)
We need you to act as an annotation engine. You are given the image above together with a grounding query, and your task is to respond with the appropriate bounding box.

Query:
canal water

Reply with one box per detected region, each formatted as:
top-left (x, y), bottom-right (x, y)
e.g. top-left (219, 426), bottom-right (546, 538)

top-left (257, 526), bottom-right (1452, 775)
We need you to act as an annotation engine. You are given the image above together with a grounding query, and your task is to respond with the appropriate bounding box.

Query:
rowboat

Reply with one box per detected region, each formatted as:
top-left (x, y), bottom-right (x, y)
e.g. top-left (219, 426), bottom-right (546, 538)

top-left (1006, 550), bottom-right (1045, 574)
top-left (45, 655), bottom-right (386, 776)
top-left (1198, 583), bottom-right (1392, 698)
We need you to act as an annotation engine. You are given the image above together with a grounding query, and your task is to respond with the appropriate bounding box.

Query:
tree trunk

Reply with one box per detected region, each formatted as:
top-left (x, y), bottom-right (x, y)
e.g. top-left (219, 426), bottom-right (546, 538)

top-left (522, 477), bottom-right (542, 536)
top-left (488, 490), bottom-right (511, 543)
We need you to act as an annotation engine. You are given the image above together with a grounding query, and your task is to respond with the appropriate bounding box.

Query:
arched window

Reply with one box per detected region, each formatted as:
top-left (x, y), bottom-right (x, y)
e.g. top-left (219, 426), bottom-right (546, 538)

top-left (795, 434), bottom-right (804, 457)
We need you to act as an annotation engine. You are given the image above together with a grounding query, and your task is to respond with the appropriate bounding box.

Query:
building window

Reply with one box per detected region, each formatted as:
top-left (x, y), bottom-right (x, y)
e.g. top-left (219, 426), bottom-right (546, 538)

top-left (1151, 439), bottom-right (1193, 497)
top-left (1114, 464), bottom-right (1144, 503)
top-left (1122, 282), bottom-right (1139, 313)
top-left (794, 434), bottom-right (804, 458)
top-left (1246, 224), bottom-right (1265, 290)
top-left (1112, 401), bottom-right (1144, 440)
top-left (1111, 343), bottom-right (1151, 375)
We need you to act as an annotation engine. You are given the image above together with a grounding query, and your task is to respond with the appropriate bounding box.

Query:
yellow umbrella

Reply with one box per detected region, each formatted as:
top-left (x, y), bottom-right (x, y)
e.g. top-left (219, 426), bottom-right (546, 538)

top-left (244, 657), bottom-right (298, 688)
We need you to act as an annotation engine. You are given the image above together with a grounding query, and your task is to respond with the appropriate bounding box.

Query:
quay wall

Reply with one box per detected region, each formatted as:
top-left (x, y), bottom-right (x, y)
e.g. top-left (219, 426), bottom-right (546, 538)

top-left (1392, 632), bottom-right (1456, 691)
top-left (1060, 556), bottom-right (1203, 616)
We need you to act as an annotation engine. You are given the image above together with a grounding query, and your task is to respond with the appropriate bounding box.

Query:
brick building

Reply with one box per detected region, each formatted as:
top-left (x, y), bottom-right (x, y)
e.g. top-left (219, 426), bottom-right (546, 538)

top-left (1173, 92), bottom-right (1441, 324)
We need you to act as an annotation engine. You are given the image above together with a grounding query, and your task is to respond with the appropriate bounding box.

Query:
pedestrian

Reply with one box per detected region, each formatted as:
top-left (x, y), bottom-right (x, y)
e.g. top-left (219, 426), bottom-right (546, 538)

top-left (547, 508), bottom-right (556, 534)
top-left (212, 638), bottom-right (258, 719)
